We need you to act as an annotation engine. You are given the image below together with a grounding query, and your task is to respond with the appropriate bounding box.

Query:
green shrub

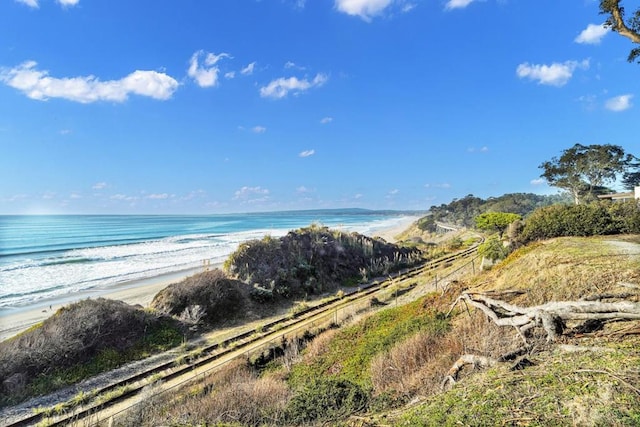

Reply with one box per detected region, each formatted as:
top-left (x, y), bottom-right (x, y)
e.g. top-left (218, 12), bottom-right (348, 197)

top-left (150, 269), bottom-right (248, 326)
top-left (286, 378), bottom-right (370, 423)
top-left (521, 202), bottom-right (621, 242)
top-left (224, 225), bottom-right (421, 299)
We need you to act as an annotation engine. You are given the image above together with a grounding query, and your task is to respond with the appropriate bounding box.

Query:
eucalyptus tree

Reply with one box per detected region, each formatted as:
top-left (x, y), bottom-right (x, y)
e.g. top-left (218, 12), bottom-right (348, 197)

top-left (539, 144), bottom-right (635, 204)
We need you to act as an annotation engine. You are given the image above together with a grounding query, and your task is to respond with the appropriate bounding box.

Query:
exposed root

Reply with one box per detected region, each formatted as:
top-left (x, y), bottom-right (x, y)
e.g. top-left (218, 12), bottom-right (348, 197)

top-left (452, 291), bottom-right (640, 343)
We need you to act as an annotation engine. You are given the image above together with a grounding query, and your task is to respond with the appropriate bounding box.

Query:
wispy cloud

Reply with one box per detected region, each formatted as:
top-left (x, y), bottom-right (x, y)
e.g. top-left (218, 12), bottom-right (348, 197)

top-left (424, 183), bottom-right (451, 189)
top-left (284, 61), bottom-right (306, 70)
top-left (146, 193), bottom-right (170, 200)
top-left (320, 116), bottom-right (333, 124)
top-left (605, 94), bottom-right (633, 112)
top-left (252, 125), bottom-right (267, 133)
top-left (260, 74), bottom-right (328, 99)
top-left (530, 178), bottom-right (545, 185)
top-left (0, 61), bottom-right (179, 103)
top-left (575, 24), bottom-right (609, 45)
top-left (188, 50), bottom-right (231, 88)
top-left (224, 71), bottom-right (235, 79)
top-left (296, 186), bottom-right (314, 194)
top-left (467, 146), bottom-right (489, 153)
top-left (386, 189), bottom-right (399, 198)
top-left (241, 62), bottom-right (256, 76)
top-left (516, 59), bottom-right (589, 87)
top-left (445, 0), bottom-right (475, 10)
top-left (110, 194), bottom-right (138, 201)
top-left (233, 186), bottom-right (270, 203)
top-left (299, 149), bottom-right (315, 157)
top-left (16, 0), bottom-right (39, 7)
top-left (92, 182), bottom-right (108, 190)
top-left (16, 0), bottom-right (79, 7)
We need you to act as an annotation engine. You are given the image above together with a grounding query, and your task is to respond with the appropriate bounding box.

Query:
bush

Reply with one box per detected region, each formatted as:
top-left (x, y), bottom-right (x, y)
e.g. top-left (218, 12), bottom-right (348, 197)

top-left (0, 299), bottom-right (181, 402)
top-left (150, 269), bottom-right (248, 326)
top-left (520, 202), bottom-right (621, 242)
top-left (286, 378), bottom-right (370, 423)
top-left (478, 236), bottom-right (509, 262)
top-left (224, 225), bottom-right (422, 299)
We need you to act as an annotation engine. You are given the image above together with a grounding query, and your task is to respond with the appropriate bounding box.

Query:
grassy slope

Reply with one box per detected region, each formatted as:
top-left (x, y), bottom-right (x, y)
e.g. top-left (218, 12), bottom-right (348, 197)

top-left (392, 235), bottom-right (640, 426)
top-left (278, 235), bottom-right (640, 426)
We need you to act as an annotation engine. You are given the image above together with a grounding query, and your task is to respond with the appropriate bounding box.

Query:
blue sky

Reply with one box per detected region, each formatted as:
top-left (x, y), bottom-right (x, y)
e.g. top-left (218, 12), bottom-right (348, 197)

top-left (0, 0), bottom-right (638, 214)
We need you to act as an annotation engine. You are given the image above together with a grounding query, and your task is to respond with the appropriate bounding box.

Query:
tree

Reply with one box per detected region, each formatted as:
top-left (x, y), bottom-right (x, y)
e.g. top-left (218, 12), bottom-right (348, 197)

top-left (622, 159), bottom-right (640, 190)
top-left (600, 0), bottom-right (640, 63)
top-left (475, 212), bottom-right (522, 238)
top-left (539, 143), bottom-right (634, 204)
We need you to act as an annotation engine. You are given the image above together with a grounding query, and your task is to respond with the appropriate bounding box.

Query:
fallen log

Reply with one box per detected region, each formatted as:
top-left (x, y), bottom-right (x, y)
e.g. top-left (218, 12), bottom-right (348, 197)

top-left (453, 292), bottom-right (640, 343)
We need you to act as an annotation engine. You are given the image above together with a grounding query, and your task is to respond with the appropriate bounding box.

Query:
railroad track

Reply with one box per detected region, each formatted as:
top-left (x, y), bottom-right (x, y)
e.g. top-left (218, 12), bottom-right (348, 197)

top-left (7, 244), bottom-right (479, 427)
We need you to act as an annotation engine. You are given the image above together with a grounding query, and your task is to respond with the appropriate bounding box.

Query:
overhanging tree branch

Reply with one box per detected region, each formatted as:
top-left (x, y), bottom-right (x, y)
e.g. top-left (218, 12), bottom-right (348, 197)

top-left (601, 0), bottom-right (640, 62)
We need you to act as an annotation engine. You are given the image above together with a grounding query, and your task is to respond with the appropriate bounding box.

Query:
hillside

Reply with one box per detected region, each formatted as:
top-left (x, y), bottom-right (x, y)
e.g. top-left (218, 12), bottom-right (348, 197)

top-left (123, 234), bottom-right (640, 426)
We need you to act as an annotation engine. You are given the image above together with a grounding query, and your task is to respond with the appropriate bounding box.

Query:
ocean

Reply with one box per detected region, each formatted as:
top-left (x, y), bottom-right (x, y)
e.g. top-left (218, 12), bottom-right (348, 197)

top-left (0, 210), bottom-right (416, 310)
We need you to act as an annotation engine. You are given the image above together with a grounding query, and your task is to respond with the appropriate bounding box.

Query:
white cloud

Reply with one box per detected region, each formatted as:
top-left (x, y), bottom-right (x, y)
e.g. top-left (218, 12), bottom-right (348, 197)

top-left (516, 59), bottom-right (589, 87)
top-left (241, 62), bottom-right (256, 76)
top-left (297, 186), bottom-right (313, 194)
top-left (147, 193), bottom-right (169, 200)
top-left (59, 129), bottom-right (72, 135)
top-left (70, 193), bottom-right (82, 199)
top-left (388, 189), bottom-right (399, 196)
top-left (467, 146), bottom-right (489, 153)
top-left (16, 0), bottom-right (79, 7)
top-left (92, 182), bottom-right (108, 190)
top-left (335, 0), bottom-right (393, 21)
top-left (188, 50), bottom-right (231, 88)
top-left (252, 126), bottom-right (267, 133)
top-left (260, 73), bottom-right (328, 99)
top-left (0, 61), bottom-right (179, 103)
top-left (111, 194), bottom-right (138, 201)
top-left (424, 183), bottom-right (451, 189)
top-left (299, 149), bottom-right (315, 157)
top-left (16, 0), bottom-right (39, 8)
top-left (224, 71), bottom-right (235, 79)
top-left (530, 178), bottom-right (545, 185)
top-left (354, 193), bottom-right (363, 199)
top-left (445, 0), bottom-right (475, 10)
top-left (320, 116), bottom-right (333, 124)
top-left (575, 24), bottom-right (609, 45)
top-left (233, 186), bottom-right (270, 203)
top-left (605, 94), bottom-right (633, 112)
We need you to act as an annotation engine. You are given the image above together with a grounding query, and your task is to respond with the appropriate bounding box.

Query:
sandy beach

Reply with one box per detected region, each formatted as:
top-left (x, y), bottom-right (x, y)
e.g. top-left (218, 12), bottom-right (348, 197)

top-left (0, 216), bottom-right (419, 342)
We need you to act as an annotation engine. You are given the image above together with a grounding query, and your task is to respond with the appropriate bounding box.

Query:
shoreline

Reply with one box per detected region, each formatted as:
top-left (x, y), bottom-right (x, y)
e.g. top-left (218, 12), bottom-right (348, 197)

top-left (0, 216), bottom-right (419, 342)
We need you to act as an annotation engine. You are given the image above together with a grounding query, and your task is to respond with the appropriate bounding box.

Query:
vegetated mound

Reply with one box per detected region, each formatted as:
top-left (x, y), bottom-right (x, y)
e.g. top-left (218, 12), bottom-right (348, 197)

top-left (150, 269), bottom-right (252, 326)
top-left (0, 298), bottom-right (181, 401)
top-left (223, 224), bottom-right (422, 299)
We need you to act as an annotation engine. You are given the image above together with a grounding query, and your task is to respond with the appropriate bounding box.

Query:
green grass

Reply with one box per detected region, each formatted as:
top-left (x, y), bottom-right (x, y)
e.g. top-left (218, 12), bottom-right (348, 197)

top-left (398, 340), bottom-right (640, 426)
top-left (288, 295), bottom-right (450, 389)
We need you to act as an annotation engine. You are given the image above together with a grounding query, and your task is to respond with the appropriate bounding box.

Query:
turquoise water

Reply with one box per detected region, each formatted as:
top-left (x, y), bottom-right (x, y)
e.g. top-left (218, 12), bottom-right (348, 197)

top-left (0, 210), bottom-right (415, 308)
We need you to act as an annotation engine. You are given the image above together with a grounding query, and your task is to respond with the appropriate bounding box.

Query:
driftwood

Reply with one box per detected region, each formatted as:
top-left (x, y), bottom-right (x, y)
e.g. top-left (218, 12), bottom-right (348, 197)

top-left (443, 291), bottom-right (640, 390)
top-left (452, 292), bottom-right (640, 343)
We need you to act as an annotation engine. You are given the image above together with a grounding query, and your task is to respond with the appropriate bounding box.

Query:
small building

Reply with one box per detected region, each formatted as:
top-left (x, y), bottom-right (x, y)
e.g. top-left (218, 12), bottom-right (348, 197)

top-left (598, 186), bottom-right (640, 202)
